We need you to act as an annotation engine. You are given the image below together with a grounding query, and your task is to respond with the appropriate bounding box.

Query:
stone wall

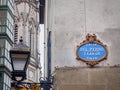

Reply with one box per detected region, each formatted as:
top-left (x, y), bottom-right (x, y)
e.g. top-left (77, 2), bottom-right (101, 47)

top-left (54, 67), bottom-right (120, 90)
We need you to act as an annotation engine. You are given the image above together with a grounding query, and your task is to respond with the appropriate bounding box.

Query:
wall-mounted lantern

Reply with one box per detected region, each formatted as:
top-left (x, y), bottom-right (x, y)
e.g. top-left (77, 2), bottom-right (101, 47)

top-left (10, 37), bottom-right (30, 82)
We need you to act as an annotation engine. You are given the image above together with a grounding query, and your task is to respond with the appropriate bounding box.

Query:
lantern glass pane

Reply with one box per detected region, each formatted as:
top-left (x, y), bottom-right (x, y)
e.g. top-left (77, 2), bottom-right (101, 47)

top-left (12, 58), bottom-right (27, 71)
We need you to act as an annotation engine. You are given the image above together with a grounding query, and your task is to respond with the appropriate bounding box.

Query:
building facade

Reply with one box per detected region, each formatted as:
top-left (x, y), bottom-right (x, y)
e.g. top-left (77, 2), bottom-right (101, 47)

top-left (0, 0), bottom-right (14, 90)
top-left (14, 0), bottom-right (40, 84)
top-left (43, 0), bottom-right (120, 90)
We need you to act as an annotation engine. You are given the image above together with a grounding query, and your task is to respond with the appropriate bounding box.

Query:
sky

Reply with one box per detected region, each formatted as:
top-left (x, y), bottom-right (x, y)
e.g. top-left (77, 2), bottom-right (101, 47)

top-left (39, 24), bottom-right (44, 77)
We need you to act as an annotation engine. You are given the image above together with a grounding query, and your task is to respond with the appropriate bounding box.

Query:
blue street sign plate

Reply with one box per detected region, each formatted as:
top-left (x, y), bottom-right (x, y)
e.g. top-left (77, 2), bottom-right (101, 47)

top-left (77, 42), bottom-right (107, 61)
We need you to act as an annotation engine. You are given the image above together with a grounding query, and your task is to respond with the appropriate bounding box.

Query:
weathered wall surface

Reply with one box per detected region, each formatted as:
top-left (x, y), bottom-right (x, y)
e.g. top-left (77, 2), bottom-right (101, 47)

top-left (46, 0), bottom-right (120, 89)
top-left (54, 67), bottom-right (120, 90)
top-left (46, 0), bottom-right (120, 90)
top-left (47, 0), bottom-right (120, 71)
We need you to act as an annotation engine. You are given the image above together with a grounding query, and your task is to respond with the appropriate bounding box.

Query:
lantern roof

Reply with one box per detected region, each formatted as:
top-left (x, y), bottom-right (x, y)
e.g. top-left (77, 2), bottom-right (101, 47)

top-left (12, 37), bottom-right (30, 51)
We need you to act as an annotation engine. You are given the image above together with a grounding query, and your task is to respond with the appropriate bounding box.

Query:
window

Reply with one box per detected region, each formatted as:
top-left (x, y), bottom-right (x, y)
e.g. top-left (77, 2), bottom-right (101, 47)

top-left (6, 11), bottom-right (14, 40)
top-left (0, 39), bottom-right (12, 69)
top-left (0, 72), bottom-right (3, 90)
top-left (5, 39), bottom-right (11, 50)
top-left (0, 39), bottom-right (5, 57)
top-left (0, 72), bottom-right (3, 81)
top-left (4, 73), bottom-right (11, 87)
top-left (0, 11), bottom-right (6, 25)
top-left (0, 11), bottom-right (13, 40)
top-left (7, 0), bottom-right (14, 13)
top-left (0, 39), bottom-right (11, 58)
top-left (39, 0), bottom-right (45, 24)
top-left (0, 0), bottom-right (7, 5)
top-left (0, 82), bottom-right (3, 90)
top-left (7, 12), bottom-right (13, 32)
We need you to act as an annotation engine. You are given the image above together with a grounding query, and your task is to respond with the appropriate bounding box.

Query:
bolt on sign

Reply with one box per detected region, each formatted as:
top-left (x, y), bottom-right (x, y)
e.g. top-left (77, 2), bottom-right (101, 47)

top-left (76, 33), bottom-right (108, 66)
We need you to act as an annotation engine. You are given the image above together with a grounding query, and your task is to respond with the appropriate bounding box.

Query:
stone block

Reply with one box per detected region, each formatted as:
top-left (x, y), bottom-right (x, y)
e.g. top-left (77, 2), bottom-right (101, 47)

top-left (56, 68), bottom-right (89, 85)
top-left (91, 85), bottom-right (106, 90)
top-left (54, 67), bottom-right (120, 90)
top-left (58, 85), bottom-right (91, 90)
top-left (89, 69), bottom-right (107, 84)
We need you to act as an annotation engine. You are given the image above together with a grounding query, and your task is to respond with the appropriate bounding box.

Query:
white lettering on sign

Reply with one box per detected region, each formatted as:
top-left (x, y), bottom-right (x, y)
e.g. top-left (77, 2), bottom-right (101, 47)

top-left (80, 47), bottom-right (103, 52)
top-left (84, 52), bottom-right (100, 55)
top-left (86, 57), bottom-right (98, 60)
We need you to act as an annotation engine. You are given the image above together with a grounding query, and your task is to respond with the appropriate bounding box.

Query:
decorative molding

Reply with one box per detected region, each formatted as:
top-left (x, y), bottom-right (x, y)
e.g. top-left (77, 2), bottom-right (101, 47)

top-left (15, 0), bottom-right (39, 12)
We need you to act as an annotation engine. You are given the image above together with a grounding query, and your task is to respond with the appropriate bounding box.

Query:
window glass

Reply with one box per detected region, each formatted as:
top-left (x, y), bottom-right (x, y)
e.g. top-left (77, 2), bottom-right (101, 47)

top-left (6, 12), bottom-right (14, 41)
top-left (0, 26), bottom-right (6, 33)
top-left (6, 28), bottom-right (13, 41)
top-left (0, 48), bottom-right (4, 56)
top-left (6, 28), bottom-right (11, 38)
top-left (0, 39), bottom-right (5, 48)
top-left (3, 84), bottom-right (5, 90)
top-left (7, 12), bottom-right (13, 30)
top-left (4, 58), bottom-right (12, 71)
top-left (3, 73), bottom-right (11, 89)
top-left (0, 0), bottom-right (7, 5)
top-left (8, 0), bottom-right (13, 7)
top-left (0, 82), bottom-right (3, 90)
top-left (4, 73), bottom-right (7, 83)
top-left (0, 11), bottom-right (6, 25)
top-left (0, 11), bottom-right (13, 40)
top-left (2, 27), bottom-right (6, 32)
top-left (0, 39), bottom-right (10, 59)
top-left (0, 72), bottom-right (3, 81)
top-left (5, 40), bottom-right (11, 50)
top-left (5, 41), bottom-right (11, 61)
top-left (4, 48), bottom-right (9, 59)
top-left (6, 75), bottom-right (8, 85)
top-left (4, 73), bottom-right (10, 83)
top-left (7, 12), bottom-right (13, 25)
top-left (0, 58), bottom-right (4, 65)
top-left (7, 0), bottom-right (13, 13)
top-left (8, 77), bottom-right (10, 87)
top-left (0, 39), bottom-right (5, 56)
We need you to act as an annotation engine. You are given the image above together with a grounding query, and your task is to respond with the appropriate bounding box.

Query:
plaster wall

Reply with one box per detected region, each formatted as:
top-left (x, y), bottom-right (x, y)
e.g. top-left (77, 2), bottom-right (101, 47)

top-left (46, 0), bottom-right (120, 72)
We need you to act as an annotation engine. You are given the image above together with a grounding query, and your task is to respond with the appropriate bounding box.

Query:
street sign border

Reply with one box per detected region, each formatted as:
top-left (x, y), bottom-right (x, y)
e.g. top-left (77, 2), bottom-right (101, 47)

top-left (76, 33), bottom-right (108, 66)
